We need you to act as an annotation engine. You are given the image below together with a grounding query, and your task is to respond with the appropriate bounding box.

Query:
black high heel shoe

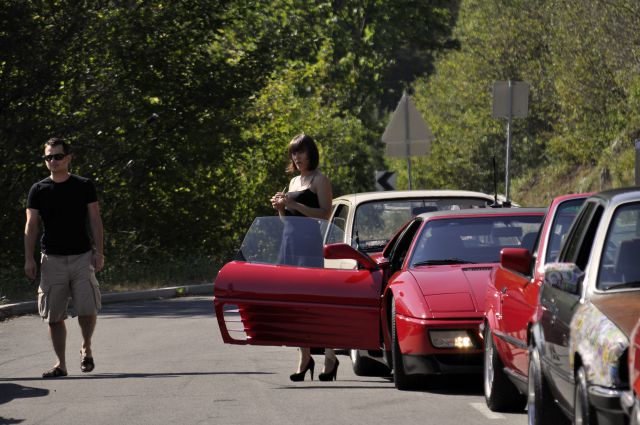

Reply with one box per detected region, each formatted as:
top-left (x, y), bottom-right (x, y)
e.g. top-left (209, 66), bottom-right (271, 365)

top-left (318, 358), bottom-right (339, 381)
top-left (290, 357), bottom-right (315, 382)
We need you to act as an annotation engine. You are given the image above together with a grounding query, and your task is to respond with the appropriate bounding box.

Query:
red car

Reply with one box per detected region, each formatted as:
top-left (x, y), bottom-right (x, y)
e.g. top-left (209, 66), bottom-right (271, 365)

top-left (214, 208), bottom-right (544, 390)
top-left (483, 193), bottom-right (591, 411)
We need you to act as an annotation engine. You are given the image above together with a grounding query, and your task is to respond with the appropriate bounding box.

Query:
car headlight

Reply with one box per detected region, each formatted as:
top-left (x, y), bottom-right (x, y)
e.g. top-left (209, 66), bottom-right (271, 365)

top-left (430, 330), bottom-right (477, 349)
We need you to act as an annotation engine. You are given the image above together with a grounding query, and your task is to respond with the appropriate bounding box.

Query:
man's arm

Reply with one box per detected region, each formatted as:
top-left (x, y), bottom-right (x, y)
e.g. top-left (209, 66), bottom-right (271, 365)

top-left (24, 208), bottom-right (40, 280)
top-left (87, 201), bottom-right (104, 272)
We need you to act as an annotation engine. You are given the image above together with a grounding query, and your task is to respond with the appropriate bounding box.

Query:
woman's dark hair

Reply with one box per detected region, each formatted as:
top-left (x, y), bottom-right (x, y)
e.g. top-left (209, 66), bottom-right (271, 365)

top-left (45, 137), bottom-right (71, 155)
top-left (287, 134), bottom-right (319, 173)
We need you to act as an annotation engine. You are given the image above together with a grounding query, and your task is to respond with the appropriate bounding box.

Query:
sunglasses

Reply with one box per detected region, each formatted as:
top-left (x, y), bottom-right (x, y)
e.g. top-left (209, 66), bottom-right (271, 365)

top-left (43, 153), bottom-right (67, 161)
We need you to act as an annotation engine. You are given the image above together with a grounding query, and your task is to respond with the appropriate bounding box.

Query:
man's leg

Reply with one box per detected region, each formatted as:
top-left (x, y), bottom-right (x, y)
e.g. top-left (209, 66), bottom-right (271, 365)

top-left (49, 320), bottom-right (67, 372)
top-left (70, 251), bottom-right (100, 372)
top-left (78, 315), bottom-right (96, 358)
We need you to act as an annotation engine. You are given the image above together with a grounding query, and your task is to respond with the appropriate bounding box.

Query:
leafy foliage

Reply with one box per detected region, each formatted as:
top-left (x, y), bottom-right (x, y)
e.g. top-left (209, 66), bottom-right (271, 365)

top-left (0, 0), bottom-right (457, 301)
top-left (409, 0), bottom-right (639, 201)
top-left (4, 0), bottom-right (637, 303)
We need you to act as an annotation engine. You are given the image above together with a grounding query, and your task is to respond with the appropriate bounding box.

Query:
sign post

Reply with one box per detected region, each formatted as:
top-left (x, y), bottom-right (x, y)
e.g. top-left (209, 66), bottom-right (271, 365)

top-left (635, 139), bottom-right (640, 186)
top-left (493, 81), bottom-right (529, 204)
top-left (382, 94), bottom-right (433, 190)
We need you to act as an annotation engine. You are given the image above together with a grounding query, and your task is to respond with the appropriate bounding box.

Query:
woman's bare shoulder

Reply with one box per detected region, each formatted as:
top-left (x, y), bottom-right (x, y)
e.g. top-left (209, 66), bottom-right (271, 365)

top-left (315, 170), bottom-right (331, 185)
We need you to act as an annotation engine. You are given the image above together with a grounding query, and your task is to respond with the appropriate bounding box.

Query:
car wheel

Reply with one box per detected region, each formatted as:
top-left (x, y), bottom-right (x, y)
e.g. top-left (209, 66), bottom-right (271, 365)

top-left (574, 366), bottom-right (597, 425)
top-left (528, 346), bottom-right (569, 425)
top-left (483, 326), bottom-right (526, 411)
top-left (391, 300), bottom-right (416, 390)
top-left (350, 349), bottom-right (392, 377)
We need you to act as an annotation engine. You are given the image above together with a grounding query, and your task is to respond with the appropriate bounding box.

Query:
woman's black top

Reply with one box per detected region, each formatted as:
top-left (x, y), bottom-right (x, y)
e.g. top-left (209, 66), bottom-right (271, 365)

top-left (278, 175), bottom-right (323, 267)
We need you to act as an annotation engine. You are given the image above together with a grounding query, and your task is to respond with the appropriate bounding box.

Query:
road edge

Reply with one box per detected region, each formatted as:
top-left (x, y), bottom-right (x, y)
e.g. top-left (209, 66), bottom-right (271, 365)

top-left (0, 283), bottom-right (214, 321)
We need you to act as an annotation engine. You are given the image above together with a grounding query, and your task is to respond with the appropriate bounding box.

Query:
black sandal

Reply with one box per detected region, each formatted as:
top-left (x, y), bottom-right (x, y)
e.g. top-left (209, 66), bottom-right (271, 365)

top-left (80, 356), bottom-right (95, 373)
top-left (42, 366), bottom-right (67, 378)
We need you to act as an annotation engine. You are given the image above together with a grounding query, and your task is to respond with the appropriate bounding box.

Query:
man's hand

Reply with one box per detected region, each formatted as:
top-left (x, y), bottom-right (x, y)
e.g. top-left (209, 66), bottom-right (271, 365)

top-left (92, 252), bottom-right (105, 273)
top-left (25, 258), bottom-right (37, 280)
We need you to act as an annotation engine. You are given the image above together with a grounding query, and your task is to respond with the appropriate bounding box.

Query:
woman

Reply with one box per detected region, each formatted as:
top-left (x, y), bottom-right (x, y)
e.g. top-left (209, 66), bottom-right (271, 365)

top-left (270, 133), bottom-right (339, 382)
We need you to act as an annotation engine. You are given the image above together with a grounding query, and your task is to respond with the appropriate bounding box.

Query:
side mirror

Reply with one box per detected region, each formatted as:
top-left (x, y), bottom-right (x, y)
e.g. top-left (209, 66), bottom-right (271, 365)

top-left (500, 248), bottom-right (532, 276)
top-left (323, 243), bottom-right (378, 270)
top-left (543, 262), bottom-right (584, 295)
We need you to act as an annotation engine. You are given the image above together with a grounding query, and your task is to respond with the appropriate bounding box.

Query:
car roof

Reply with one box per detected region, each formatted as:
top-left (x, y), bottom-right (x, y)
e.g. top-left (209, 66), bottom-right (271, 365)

top-left (333, 190), bottom-right (495, 205)
top-left (590, 187), bottom-right (640, 206)
top-left (417, 207), bottom-right (546, 221)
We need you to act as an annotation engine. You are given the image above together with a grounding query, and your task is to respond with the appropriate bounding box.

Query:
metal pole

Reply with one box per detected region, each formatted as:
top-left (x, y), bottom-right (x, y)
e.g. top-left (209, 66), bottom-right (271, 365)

top-left (404, 94), bottom-right (412, 190)
top-left (636, 139), bottom-right (640, 186)
top-left (505, 81), bottom-right (513, 203)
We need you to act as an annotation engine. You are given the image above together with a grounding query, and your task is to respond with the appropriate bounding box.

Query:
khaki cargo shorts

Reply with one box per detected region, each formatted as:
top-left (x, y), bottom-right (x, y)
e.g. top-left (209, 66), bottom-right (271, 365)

top-left (38, 251), bottom-right (102, 323)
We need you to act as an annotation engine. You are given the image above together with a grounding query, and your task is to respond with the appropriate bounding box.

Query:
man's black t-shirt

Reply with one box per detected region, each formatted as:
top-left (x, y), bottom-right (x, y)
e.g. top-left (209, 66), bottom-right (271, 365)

top-left (27, 174), bottom-right (98, 255)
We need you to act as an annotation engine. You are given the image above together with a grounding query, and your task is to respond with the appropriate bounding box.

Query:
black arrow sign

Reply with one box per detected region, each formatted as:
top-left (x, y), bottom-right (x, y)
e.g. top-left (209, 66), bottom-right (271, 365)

top-left (376, 171), bottom-right (396, 191)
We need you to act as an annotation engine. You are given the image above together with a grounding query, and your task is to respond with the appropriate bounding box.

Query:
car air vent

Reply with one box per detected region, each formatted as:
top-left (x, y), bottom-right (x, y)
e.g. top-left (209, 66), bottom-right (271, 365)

top-left (462, 267), bottom-right (493, 272)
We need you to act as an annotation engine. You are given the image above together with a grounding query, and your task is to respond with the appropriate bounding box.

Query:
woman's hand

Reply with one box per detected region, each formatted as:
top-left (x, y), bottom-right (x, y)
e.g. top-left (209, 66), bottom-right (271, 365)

top-left (271, 192), bottom-right (286, 213)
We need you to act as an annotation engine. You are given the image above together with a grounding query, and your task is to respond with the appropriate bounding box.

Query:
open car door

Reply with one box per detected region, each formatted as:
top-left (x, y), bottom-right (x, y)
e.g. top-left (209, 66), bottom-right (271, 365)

top-left (214, 216), bottom-right (384, 350)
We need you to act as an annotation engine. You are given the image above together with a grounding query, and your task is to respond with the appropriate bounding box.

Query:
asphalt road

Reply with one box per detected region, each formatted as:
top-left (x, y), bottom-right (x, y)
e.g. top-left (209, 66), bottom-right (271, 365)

top-left (0, 296), bottom-right (527, 425)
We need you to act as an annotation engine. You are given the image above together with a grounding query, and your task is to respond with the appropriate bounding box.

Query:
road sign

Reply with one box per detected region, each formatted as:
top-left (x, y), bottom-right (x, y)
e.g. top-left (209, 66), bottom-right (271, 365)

top-left (492, 81), bottom-right (529, 118)
top-left (492, 80), bottom-right (530, 205)
top-left (382, 94), bottom-right (433, 157)
top-left (375, 171), bottom-right (396, 191)
top-left (382, 94), bottom-right (433, 189)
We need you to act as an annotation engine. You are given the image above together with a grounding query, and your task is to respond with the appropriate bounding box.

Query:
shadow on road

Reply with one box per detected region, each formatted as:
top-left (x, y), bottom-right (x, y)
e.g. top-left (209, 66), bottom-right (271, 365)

top-left (0, 382), bottom-right (49, 424)
top-left (99, 297), bottom-right (214, 318)
top-left (277, 374), bottom-right (483, 395)
top-left (0, 417), bottom-right (25, 425)
top-left (410, 373), bottom-right (484, 396)
top-left (0, 370), bottom-right (273, 383)
top-left (275, 373), bottom-right (483, 396)
top-left (0, 383), bottom-right (49, 406)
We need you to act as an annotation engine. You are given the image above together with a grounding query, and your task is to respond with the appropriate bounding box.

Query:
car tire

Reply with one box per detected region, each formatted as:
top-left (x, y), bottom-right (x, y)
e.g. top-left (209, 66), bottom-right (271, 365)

top-left (350, 349), bottom-right (392, 377)
top-left (391, 300), bottom-right (416, 390)
top-left (483, 326), bottom-right (527, 411)
top-left (574, 366), bottom-right (598, 425)
top-left (528, 346), bottom-right (569, 425)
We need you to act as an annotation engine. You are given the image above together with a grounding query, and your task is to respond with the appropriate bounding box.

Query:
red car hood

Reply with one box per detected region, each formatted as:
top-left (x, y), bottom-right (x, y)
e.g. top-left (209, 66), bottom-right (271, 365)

top-left (409, 264), bottom-right (496, 316)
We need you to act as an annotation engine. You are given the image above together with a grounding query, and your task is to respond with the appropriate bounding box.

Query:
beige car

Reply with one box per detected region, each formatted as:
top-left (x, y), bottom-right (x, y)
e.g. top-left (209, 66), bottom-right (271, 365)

top-left (322, 190), bottom-right (497, 376)
top-left (325, 190), bottom-right (496, 255)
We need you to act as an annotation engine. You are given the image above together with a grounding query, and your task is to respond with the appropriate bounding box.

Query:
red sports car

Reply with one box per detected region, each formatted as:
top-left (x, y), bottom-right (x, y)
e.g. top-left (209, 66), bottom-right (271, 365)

top-left (214, 208), bottom-right (544, 389)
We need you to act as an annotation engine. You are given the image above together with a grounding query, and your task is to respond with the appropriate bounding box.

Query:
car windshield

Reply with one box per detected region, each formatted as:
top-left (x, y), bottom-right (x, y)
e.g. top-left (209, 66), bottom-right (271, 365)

top-left (597, 202), bottom-right (640, 291)
top-left (353, 197), bottom-right (491, 252)
top-left (409, 215), bottom-right (543, 266)
top-left (235, 216), bottom-right (346, 269)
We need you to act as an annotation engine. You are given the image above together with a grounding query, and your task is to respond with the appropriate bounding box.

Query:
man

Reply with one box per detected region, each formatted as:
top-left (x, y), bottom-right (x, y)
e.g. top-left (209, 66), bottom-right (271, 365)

top-left (24, 137), bottom-right (104, 378)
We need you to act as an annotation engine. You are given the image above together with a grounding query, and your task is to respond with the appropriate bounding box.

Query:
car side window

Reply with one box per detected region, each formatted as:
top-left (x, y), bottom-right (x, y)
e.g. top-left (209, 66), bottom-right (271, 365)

top-left (598, 202), bottom-right (640, 290)
top-left (325, 204), bottom-right (349, 245)
top-left (388, 219), bottom-right (422, 274)
top-left (561, 202), bottom-right (604, 270)
top-left (544, 198), bottom-right (586, 263)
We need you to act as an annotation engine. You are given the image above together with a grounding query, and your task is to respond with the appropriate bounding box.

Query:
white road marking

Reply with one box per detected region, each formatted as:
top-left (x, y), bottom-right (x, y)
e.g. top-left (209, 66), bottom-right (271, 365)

top-left (470, 402), bottom-right (507, 419)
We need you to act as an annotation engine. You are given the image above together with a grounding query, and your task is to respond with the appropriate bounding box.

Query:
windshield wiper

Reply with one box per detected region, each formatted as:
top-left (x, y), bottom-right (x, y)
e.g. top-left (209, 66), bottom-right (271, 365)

top-left (413, 258), bottom-right (474, 266)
